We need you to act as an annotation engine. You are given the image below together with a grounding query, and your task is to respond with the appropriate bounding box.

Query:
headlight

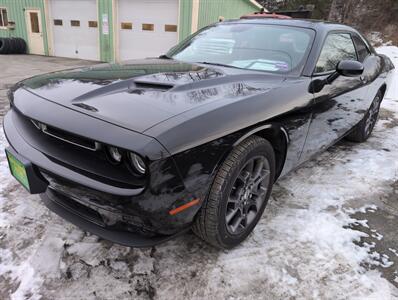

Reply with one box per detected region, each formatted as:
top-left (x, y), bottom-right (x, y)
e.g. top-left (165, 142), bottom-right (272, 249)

top-left (107, 146), bottom-right (122, 164)
top-left (128, 152), bottom-right (146, 175)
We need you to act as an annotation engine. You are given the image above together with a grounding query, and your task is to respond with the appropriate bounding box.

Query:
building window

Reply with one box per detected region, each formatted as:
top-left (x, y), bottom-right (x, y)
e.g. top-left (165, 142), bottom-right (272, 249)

top-left (0, 8), bottom-right (9, 27)
top-left (88, 21), bottom-right (98, 28)
top-left (142, 23), bottom-right (154, 31)
top-left (70, 20), bottom-right (80, 27)
top-left (30, 12), bottom-right (40, 33)
top-left (121, 22), bottom-right (132, 30)
top-left (165, 24), bottom-right (177, 32)
top-left (54, 19), bottom-right (63, 26)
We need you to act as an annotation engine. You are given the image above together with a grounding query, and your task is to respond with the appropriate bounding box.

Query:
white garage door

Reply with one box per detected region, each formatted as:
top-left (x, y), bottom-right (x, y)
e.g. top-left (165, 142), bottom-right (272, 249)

top-left (118, 0), bottom-right (179, 61)
top-left (49, 0), bottom-right (99, 60)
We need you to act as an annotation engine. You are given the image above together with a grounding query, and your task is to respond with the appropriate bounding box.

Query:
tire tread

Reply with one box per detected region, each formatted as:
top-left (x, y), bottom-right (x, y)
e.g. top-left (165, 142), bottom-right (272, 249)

top-left (346, 90), bottom-right (382, 143)
top-left (193, 136), bottom-right (274, 248)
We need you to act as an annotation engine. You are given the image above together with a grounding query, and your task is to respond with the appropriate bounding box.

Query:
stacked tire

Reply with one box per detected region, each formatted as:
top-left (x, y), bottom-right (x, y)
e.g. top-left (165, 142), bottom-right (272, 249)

top-left (0, 37), bottom-right (27, 54)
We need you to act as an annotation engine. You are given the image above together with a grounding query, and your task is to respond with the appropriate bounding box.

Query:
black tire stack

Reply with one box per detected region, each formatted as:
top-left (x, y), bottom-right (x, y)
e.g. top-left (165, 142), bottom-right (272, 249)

top-left (0, 37), bottom-right (27, 54)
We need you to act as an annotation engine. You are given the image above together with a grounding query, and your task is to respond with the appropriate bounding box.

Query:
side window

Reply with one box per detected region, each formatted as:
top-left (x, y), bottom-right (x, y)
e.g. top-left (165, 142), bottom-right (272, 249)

top-left (315, 33), bottom-right (357, 73)
top-left (352, 35), bottom-right (371, 62)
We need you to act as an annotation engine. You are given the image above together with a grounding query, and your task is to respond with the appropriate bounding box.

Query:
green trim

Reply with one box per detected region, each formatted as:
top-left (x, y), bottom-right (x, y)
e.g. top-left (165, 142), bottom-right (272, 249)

top-left (0, 0), bottom-right (49, 55)
top-left (198, 0), bottom-right (259, 30)
top-left (98, 0), bottom-right (114, 62)
top-left (178, 0), bottom-right (193, 41)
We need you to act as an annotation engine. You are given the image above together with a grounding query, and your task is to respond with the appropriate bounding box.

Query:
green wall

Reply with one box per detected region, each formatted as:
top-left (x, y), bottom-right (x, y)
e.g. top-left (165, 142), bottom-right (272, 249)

top-left (198, 0), bottom-right (259, 29)
top-left (179, 0), bottom-right (260, 41)
top-left (0, 0), bottom-right (49, 55)
top-left (179, 0), bottom-right (193, 41)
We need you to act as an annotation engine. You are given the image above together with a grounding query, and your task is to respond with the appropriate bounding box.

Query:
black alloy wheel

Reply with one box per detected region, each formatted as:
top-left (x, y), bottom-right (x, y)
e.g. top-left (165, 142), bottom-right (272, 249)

top-left (193, 136), bottom-right (275, 249)
top-left (364, 92), bottom-right (382, 137)
top-left (225, 156), bottom-right (270, 235)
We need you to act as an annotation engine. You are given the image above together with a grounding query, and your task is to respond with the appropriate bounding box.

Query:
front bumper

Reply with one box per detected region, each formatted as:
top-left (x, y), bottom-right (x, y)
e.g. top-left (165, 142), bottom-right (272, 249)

top-left (41, 189), bottom-right (189, 247)
top-left (3, 108), bottom-right (205, 247)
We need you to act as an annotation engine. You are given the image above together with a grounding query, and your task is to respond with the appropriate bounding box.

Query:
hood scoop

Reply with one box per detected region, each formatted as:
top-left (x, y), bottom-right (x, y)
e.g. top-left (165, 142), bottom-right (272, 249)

top-left (128, 81), bottom-right (174, 93)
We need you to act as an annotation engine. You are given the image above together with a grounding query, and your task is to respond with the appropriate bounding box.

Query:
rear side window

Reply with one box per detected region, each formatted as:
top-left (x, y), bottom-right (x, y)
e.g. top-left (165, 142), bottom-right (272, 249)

top-left (315, 33), bottom-right (357, 73)
top-left (352, 35), bottom-right (371, 62)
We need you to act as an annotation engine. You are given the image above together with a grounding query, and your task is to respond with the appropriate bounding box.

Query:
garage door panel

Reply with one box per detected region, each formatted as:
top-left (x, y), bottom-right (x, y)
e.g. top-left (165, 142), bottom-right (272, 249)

top-left (50, 0), bottom-right (99, 61)
top-left (118, 0), bottom-right (179, 61)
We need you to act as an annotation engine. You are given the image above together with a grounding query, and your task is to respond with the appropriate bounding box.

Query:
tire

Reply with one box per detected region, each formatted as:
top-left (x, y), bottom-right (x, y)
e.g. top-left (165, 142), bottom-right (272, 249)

top-left (0, 38), bottom-right (11, 54)
top-left (0, 38), bottom-right (27, 54)
top-left (14, 38), bottom-right (27, 54)
top-left (193, 136), bottom-right (275, 249)
top-left (9, 38), bottom-right (19, 53)
top-left (346, 90), bottom-right (383, 143)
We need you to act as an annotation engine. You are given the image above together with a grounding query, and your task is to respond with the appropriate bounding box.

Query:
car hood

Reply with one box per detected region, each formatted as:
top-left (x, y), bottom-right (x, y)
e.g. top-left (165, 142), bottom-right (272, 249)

top-left (20, 58), bottom-right (285, 133)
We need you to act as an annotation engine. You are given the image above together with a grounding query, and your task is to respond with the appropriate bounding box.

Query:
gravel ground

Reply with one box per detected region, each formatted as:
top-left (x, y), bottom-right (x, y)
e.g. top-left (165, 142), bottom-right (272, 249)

top-left (0, 51), bottom-right (397, 300)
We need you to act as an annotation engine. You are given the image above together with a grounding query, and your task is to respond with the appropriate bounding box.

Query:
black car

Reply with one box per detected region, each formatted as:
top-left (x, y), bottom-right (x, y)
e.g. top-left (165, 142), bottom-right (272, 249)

top-left (4, 18), bottom-right (394, 249)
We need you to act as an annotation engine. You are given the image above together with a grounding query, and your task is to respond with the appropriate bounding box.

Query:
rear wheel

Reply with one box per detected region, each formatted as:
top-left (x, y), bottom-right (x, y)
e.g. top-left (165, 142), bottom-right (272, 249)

top-left (346, 90), bottom-right (382, 143)
top-left (193, 136), bottom-right (275, 249)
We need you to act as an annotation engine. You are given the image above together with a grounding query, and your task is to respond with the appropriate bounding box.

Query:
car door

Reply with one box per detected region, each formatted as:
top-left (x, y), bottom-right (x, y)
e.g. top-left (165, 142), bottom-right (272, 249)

top-left (300, 32), bottom-right (368, 162)
top-left (351, 33), bottom-right (383, 110)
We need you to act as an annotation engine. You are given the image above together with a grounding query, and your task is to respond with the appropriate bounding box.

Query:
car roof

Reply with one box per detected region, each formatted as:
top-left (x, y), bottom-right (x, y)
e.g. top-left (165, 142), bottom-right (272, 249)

top-left (241, 12), bottom-right (293, 19)
top-left (222, 18), bottom-right (356, 33)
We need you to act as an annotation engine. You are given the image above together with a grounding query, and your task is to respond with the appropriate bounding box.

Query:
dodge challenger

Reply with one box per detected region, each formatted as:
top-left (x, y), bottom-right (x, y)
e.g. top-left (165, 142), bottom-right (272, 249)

top-left (4, 18), bottom-right (394, 249)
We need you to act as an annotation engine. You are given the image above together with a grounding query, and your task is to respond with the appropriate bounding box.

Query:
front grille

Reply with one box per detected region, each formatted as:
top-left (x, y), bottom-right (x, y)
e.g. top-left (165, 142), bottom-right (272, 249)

top-left (47, 188), bottom-right (156, 236)
top-left (48, 188), bottom-right (105, 227)
top-left (12, 110), bottom-right (145, 189)
top-left (31, 119), bottom-right (100, 151)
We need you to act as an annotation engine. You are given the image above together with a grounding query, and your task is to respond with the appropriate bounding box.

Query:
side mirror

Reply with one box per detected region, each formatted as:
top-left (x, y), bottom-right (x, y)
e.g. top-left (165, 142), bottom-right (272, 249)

top-left (336, 60), bottom-right (364, 77)
top-left (309, 60), bottom-right (364, 93)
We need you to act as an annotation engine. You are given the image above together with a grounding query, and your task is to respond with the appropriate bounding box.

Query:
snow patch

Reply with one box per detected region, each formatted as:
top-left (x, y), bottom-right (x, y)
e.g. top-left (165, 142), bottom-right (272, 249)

top-left (371, 231), bottom-right (383, 241)
top-left (389, 248), bottom-right (398, 257)
top-left (66, 242), bottom-right (104, 267)
top-left (0, 248), bottom-right (43, 300)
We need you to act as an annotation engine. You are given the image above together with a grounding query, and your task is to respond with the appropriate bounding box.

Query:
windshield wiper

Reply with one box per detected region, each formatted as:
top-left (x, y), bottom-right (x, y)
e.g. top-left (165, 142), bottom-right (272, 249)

top-left (195, 62), bottom-right (242, 70)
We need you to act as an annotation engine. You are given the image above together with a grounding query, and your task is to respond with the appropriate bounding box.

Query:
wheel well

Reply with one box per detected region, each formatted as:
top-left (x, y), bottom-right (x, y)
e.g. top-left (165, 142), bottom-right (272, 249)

top-left (254, 127), bottom-right (288, 180)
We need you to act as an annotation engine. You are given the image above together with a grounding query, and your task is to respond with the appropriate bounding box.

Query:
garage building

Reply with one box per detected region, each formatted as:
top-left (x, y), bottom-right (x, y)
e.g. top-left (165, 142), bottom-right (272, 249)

top-left (0, 0), bottom-right (262, 62)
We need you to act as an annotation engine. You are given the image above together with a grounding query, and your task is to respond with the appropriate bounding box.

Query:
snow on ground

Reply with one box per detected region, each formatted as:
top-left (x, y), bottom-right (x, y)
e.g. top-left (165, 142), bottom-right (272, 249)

top-left (0, 48), bottom-right (397, 299)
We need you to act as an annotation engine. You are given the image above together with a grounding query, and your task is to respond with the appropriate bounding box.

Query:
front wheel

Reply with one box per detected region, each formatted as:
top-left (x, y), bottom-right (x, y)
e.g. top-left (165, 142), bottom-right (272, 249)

top-left (193, 136), bottom-right (275, 249)
top-left (346, 90), bottom-right (382, 143)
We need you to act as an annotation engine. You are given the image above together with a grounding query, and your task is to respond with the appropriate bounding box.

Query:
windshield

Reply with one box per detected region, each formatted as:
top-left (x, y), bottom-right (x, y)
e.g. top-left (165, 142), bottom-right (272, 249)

top-left (168, 23), bottom-right (315, 74)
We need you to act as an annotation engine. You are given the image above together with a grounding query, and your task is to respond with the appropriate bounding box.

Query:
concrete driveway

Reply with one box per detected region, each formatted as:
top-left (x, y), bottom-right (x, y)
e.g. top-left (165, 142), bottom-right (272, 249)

top-left (0, 54), bottom-right (397, 299)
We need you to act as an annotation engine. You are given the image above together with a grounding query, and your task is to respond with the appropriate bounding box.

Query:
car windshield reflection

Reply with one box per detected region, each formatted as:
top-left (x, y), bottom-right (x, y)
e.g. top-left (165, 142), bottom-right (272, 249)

top-left (169, 23), bottom-right (315, 74)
